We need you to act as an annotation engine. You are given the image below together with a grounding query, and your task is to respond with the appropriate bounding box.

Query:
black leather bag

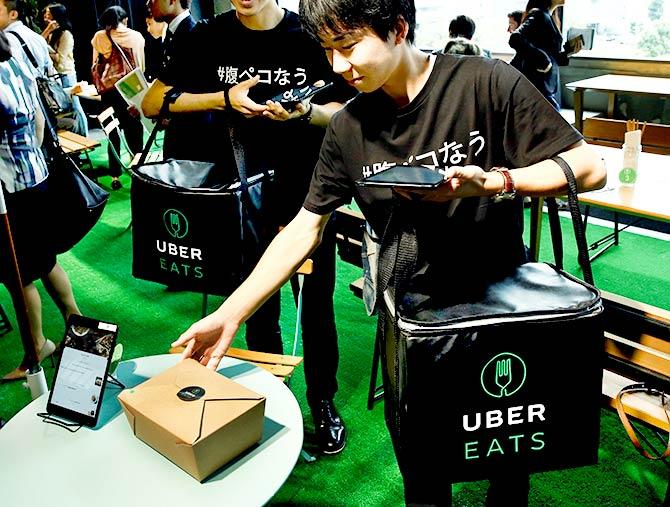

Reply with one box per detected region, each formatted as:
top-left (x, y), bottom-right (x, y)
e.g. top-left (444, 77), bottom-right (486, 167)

top-left (46, 151), bottom-right (109, 253)
top-left (378, 158), bottom-right (604, 483)
top-left (130, 104), bottom-right (274, 296)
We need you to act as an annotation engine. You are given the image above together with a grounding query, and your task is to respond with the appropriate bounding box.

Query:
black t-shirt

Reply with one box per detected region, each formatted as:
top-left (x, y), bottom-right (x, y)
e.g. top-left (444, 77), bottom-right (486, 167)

top-left (304, 54), bottom-right (582, 299)
top-left (188, 9), bottom-right (353, 222)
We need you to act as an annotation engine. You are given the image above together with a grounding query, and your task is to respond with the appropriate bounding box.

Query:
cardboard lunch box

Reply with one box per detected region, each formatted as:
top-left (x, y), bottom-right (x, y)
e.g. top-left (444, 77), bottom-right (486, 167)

top-left (118, 358), bottom-right (266, 481)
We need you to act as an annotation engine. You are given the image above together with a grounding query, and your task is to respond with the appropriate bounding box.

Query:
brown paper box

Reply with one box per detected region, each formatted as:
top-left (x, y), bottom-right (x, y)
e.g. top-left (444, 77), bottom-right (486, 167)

top-left (118, 358), bottom-right (266, 481)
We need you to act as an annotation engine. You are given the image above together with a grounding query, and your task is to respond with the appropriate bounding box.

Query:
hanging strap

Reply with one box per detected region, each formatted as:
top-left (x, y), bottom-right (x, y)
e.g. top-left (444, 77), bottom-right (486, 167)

top-left (135, 88), bottom-right (181, 166)
top-left (106, 30), bottom-right (134, 71)
top-left (547, 156), bottom-right (595, 286)
top-left (615, 383), bottom-right (670, 460)
top-left (7, 31), bottom-right (39, 70)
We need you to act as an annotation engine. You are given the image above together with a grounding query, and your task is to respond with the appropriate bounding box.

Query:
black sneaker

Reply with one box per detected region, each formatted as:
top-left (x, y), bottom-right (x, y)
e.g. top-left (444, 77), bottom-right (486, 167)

top-left (310, 399), bottom-right (346, 455)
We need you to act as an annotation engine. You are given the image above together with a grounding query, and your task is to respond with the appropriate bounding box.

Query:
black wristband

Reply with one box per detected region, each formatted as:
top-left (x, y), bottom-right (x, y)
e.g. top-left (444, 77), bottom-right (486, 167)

top-left (224, 87), bottom-right (230, 110)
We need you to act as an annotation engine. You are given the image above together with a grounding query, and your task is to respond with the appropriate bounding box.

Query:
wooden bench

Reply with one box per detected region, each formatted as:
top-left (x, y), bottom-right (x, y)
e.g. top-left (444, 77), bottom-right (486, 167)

top-left (57, 130), bottom-right (100, 171)
top-left (583, 117), bottom-right (670, 155)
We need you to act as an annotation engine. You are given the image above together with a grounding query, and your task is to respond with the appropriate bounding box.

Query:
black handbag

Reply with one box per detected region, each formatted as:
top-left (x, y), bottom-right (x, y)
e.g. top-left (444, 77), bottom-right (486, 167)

top-left (377, 158), bottom-right (604, 483)
top-left (7, 32), bottom-right (74, 117)
top-left (130, 96), bottom-right (275, 295)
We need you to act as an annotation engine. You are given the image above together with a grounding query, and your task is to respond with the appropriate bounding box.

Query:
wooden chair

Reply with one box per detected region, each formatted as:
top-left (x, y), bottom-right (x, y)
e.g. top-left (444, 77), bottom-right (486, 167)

top-left (168, 259), bottom-right (313, 384)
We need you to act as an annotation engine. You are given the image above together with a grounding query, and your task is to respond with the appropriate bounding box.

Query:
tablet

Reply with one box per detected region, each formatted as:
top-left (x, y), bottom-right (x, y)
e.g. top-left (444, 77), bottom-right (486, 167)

top-left (356, 165), bottom-right (446, 189)
top-left (46, 315), bottom-right (119, 427)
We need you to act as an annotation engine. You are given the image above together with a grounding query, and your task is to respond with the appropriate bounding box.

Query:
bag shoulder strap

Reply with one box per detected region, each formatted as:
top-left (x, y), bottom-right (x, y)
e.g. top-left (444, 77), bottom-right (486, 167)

top-left (135, 89), bottom-right (181, 167)
top-left (615, 383), bottom-right (670, 460)
top-left (105, 30), bottom-right (134, 70)
top-left (548, 156), bottom-right (595, 286)
top-left (6, 31), bottom-right (39, 70)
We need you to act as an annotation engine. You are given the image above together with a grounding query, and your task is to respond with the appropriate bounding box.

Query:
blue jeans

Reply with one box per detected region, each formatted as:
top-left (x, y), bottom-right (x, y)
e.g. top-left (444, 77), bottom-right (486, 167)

top-left (59, 73), bottom-right (88, 136)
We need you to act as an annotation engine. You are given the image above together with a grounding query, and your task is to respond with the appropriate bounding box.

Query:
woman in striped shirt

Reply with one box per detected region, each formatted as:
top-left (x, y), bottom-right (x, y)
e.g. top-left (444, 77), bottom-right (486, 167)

top-left (0, 30), bottom-right (81, 381)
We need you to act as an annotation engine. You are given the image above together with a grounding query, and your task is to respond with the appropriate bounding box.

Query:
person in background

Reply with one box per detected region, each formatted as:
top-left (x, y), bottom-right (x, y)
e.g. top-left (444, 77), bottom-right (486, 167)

top-left (172, 0), bottom-right (605, 503)
top-left (446, 14), bottom-right (490, 57)
top-left (0, 30), bottom-right (81, 382)
top-left (144, 0), bottom-right (354, 455)
top-left (40, 3), bottom-right (87, 135)
top-left (508, 10), bottom-right (523, 33)
top-left (145, 0), bottom-right (203, 161)
top-left (144, 11), bottom-right (165, 83)
top-left (0, 0), bottom-right (54, 79)
top-left (509, 0), bottom-right (581, 111)
top-left (444, 37), bottom-right (482, 56)
top-left (91, 5), bottom-right (145, 190)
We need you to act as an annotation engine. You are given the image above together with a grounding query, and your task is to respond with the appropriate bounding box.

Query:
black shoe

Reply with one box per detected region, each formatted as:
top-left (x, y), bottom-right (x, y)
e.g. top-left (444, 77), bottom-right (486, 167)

top-left (311, 399), bottom-right (346, 455)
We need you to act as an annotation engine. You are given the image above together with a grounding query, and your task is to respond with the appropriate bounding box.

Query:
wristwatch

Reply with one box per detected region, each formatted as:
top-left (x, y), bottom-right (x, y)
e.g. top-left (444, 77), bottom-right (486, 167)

top-left (491, 167), bottom-right (517, 203)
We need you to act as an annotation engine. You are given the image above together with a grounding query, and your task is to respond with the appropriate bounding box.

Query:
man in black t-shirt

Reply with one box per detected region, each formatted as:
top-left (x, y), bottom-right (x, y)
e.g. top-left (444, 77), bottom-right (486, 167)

top-left (143, 0), bottom-right (353, 456)
top-left (172, 0), bottom-right (606, 502)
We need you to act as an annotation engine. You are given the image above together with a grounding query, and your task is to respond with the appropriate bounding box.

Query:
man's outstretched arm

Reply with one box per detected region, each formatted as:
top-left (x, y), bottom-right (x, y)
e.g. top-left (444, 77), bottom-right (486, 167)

top-left (172, 208), bottom-right (331, 370)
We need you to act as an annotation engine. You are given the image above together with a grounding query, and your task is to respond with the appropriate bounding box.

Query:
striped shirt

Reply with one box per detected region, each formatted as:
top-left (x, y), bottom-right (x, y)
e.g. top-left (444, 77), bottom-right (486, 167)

top-left (0, 56), bottom-right (49, 193)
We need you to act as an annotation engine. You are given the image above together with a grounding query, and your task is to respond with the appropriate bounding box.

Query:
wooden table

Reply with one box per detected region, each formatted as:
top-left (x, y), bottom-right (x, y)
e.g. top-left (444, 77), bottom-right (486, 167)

top-left (566, 74), bottom-right (670, 132)
top-left (529, 144), bottom-right (670, 262)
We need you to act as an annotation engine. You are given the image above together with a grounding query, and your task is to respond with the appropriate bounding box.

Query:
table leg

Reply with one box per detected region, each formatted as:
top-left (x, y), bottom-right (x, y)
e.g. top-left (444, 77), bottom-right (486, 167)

top-left (574, 89), bottom-right (585, 132)
top-left (529, 197), bottom-right (544, 262)
top-left (607, 93), bottom-right (616, 118)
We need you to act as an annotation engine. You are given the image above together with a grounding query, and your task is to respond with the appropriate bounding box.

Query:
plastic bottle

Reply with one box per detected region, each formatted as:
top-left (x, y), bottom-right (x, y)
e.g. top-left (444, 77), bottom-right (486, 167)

top-left (619, 143), bottom-right (641, 187)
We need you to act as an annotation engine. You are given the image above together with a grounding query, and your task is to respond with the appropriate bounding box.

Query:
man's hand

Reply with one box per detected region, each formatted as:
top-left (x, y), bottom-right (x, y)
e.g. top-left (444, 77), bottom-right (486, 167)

top-left (224, 75), bottom-right (268, 117)
top-left (262, 100), bottom-right (311, 122)
top-left (395, 165), bottom-right (497, 203)
top-left (171, 308), bottom-right (240, 370)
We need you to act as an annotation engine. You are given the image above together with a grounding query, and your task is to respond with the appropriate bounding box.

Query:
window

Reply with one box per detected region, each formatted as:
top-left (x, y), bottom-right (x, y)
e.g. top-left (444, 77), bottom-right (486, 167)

top-left (563, 0), bottom-right (670, 59)
top-left (280, 0), bottom-right (670, 60)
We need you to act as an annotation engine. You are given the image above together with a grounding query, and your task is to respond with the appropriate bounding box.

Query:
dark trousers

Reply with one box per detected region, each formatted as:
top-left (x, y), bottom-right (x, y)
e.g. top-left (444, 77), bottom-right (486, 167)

top-left (100, 90), bottom-right (144, 177)
top-left (245, 218), bottom-right (339, 405)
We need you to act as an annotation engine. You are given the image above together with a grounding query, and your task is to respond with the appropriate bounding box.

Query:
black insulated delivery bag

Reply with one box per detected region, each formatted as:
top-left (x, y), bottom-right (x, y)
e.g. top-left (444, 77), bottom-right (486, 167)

top-left (379, 157), bottom-right (604, 482)
top-left (130, 115), bottom-right (273, 296)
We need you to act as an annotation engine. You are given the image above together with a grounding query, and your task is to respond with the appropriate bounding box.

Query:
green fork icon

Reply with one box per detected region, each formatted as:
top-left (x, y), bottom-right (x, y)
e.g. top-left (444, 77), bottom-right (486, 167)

top-left (169, 212), bottom-right (181, 237)
top-left (495, 358), bottom-right (512, 397)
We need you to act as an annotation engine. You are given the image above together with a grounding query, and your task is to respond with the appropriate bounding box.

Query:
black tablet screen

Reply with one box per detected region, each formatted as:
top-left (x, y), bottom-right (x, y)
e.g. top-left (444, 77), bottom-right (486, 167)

top-left (48, 316), bottom-right (118, 426)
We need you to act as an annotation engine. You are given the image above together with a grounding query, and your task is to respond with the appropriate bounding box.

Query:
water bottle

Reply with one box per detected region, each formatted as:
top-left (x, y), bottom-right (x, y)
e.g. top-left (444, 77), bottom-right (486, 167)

top-left (619, 143), bottom-right (641, 187)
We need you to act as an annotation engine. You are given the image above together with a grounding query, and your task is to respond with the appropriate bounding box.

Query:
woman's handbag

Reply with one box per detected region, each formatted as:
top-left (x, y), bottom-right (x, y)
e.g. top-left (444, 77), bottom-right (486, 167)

top-left (91, 31), bottom-right (136, 94)
top-left (377, 157), bottom-right (604, 483)
top-left (7, 31), bottom-right (73, 116)
top-left (130, 96), bottom-right (275, 296)
top-left (46, 151), bottom-right (110, 253)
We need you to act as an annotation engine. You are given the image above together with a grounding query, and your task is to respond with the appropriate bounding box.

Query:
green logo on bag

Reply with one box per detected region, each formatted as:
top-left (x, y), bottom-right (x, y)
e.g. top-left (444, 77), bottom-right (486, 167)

top-left (163, 209), bottom-right (189, 239)
top-left (480, 352), bottom-right (526, 398)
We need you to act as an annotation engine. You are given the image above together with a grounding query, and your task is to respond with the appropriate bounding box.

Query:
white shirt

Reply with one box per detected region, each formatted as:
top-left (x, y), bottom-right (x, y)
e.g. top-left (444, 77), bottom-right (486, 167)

top-left (168, 10), bottom-right (191, 34)
top-left (4, 21), bottom-right (55, 78)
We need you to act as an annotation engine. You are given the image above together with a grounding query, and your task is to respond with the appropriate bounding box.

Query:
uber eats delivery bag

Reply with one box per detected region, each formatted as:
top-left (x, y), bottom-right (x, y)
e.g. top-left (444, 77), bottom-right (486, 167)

top-left (130, 110), bottom-right (273, 296)
top-left (378, 157), bottom-right (604, 482)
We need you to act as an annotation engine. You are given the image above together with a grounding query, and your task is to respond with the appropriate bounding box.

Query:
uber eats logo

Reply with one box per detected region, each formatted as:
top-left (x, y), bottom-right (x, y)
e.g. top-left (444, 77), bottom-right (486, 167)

top-left (156, 208), bottom-right (204, 279)
top-left (480, 352), bottom-right (527, 398)
top-left (163, 209), bottom-right (189, 239)
top-left (463, 352), bottom-right (547, 461)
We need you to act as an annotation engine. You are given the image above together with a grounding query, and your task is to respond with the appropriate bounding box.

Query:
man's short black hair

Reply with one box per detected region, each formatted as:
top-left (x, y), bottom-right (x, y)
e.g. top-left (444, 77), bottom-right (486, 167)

top-left (179, 0), bottom-right (191, 9)
top-left (300, 0), bottom-right (416, 44)
top-left (508, 10), bottom-right (523, 25)
top-left (448, 15), bottom-right (475, 40)
top-left (3, 0), bottom-right (31, 22)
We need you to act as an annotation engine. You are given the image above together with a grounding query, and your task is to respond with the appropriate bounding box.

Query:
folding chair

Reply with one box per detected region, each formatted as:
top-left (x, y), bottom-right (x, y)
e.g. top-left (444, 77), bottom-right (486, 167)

top-left (96, 107), bottom-right (136, 186)
top-left (0, 303), bottom-right (12, 336)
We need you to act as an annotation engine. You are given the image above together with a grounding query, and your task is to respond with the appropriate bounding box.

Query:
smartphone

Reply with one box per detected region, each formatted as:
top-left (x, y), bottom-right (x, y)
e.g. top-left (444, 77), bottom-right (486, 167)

top-left (565, 34), bottom-right (584, 54)
top-left (355, 165), bottom-right (446, 189)
top-left (269, 81), bottom-right (333, 112)
top-left (46, 315), bottom-right (119, 427)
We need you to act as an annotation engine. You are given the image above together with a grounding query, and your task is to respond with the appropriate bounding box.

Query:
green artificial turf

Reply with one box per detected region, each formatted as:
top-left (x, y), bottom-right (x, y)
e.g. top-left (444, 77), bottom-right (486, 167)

top-left (1, 144), bottom-right (668, 504)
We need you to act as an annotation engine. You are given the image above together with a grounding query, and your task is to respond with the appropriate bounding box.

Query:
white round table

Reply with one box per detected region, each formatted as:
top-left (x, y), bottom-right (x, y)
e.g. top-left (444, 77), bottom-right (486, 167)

top-left (0, 354), bottom-right (303, 507)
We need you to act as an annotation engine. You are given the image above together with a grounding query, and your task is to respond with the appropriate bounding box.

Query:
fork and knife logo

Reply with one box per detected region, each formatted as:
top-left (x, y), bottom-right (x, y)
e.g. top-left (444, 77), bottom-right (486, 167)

top-left (480, 352), bottom-right (527, 398)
